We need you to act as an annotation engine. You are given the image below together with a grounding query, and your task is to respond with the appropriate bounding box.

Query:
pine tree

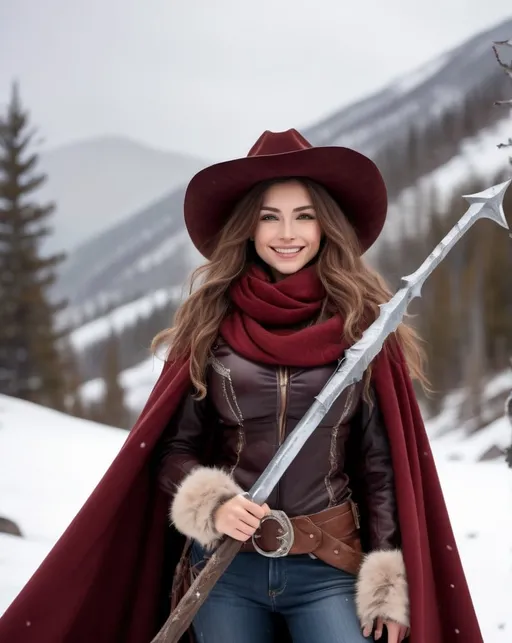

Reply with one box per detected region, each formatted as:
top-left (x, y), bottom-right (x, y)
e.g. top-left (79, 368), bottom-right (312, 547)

top-left (100, 332), bottom-right (131, 429)
top-left (0, 82), bottom-right (67, 409)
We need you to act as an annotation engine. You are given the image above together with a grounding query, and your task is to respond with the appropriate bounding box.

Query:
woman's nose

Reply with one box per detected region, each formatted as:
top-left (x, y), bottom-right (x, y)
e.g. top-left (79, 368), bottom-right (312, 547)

top-left (279, 218), bottom-right (296, 240)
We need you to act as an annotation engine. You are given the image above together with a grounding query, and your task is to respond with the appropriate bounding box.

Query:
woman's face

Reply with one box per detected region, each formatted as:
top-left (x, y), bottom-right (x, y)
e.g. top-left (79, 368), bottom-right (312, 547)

top-left (253, 180), bottom-right (322, 280)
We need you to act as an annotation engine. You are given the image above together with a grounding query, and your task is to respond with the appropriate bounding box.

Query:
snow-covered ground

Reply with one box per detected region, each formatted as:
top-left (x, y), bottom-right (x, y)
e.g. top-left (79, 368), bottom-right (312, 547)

top-left (0, 394), bottom-right (127, 623)
top-left (430, 458), bottom-right (512, 640)
top-left (0, 393), bottom-right (511, 640)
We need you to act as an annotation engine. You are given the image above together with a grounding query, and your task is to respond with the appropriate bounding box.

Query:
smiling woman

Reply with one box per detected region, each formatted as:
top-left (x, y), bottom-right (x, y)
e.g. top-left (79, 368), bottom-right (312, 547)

top-left (0, 129), bottom-right (483, 643)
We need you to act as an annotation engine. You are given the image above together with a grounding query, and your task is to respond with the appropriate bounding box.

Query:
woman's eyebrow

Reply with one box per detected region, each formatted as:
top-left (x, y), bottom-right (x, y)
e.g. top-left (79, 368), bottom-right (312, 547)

top-left (260, 205), bottom-right (315, 212)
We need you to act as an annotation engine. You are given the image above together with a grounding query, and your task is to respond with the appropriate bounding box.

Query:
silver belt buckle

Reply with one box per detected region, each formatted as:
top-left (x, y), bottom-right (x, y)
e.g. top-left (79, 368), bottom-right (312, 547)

top-left (251, 510), bottom-right (295, 558)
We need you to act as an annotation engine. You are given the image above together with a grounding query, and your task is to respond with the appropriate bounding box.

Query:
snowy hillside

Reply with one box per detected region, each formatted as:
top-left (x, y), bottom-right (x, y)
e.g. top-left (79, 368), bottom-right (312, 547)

top-left (376, 116), bottom-right (512, 244)
top-left (67, 286), bottom-right (183, 346)
top-left (38, 136), bottom-right (208, 253)
top-left (0, 393), bottom-right (510, 640)
top-left (304, 18), bottom-right (512, 156)
top-left (53, 184), bottom-right (202, 314)
top-left (81, 354), bottom-right (165, 417)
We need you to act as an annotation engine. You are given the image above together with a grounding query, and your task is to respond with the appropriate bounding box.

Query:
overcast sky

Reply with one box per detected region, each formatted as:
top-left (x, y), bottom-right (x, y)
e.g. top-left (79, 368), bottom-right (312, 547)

top-left (1, 0), bottom-right (511, 161)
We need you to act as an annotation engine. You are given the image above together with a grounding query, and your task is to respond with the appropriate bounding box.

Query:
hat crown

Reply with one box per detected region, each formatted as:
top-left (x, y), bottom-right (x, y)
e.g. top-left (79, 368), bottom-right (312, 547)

top-left (247, 128), bottom-right (312, 157)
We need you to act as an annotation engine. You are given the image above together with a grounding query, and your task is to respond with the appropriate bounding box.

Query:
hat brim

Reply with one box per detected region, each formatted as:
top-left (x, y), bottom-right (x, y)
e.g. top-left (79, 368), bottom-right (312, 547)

top-left (184, 146), bottom-right (387, 259)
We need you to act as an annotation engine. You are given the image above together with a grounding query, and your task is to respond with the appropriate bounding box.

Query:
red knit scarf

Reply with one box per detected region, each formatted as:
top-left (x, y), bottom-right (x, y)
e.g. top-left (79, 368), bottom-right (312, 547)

top-left (220, 264), bottom-right (347, 365)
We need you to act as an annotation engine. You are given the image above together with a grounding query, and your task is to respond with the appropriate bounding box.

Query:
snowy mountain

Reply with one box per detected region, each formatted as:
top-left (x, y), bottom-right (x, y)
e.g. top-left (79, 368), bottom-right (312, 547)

top-left (37, 136), bottom-right (208, 253)
top-left (0, 393), bottom-right (510, 640)
top-left (304, 19), bottom-right (512, 155)
top-left (54, 18), bottom-right (512, 318)
top-left (54, 185), bottom-right (201, 324)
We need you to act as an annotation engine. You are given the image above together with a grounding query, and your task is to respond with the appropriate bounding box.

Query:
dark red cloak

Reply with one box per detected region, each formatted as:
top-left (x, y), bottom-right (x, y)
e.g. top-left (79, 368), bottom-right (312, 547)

top-left (0, 266), bottom-right (483, 642)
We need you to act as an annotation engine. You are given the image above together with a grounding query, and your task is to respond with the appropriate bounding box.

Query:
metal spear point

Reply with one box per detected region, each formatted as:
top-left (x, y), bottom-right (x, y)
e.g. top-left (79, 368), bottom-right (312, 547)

top-left (152, 179), bottom-right (511, 643)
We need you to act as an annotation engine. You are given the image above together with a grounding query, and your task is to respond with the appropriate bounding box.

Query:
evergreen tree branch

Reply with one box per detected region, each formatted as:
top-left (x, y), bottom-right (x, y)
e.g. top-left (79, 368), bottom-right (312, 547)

top-left (19, 174), bottom-right (47, 194)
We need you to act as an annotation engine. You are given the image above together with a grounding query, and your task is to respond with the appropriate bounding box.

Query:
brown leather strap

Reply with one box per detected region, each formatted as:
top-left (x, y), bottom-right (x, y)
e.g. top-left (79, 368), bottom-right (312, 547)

top-left (241, 501), bottom-right (363, 575)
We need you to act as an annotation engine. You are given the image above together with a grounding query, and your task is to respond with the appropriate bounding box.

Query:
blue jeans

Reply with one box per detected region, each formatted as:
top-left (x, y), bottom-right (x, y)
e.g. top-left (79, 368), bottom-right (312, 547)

top-left (189, 541), bottom-right (373, 643)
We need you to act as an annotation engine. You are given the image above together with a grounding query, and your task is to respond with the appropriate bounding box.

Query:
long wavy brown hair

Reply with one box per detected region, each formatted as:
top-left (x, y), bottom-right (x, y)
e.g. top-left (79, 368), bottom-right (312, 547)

top-left (152, 178), bottom-right (428, 399)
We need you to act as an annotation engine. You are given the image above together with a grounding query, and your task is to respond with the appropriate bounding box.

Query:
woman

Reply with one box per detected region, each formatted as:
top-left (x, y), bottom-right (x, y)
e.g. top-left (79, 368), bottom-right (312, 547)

top-left (155, 130), bottom-right (415, 642)
top-left (0, 130), bottom-right (482, 643)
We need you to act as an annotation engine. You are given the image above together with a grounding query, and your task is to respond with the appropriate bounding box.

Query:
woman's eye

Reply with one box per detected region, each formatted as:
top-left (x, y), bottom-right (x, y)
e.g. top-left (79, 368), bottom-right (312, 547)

top-left (259, 213), bottom-right (315, 221)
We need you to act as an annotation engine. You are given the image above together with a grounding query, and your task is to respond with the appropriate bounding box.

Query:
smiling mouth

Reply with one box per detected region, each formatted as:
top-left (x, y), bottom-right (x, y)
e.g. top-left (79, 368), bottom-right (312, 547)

top-left (271, 246), bottom-right (305, 256)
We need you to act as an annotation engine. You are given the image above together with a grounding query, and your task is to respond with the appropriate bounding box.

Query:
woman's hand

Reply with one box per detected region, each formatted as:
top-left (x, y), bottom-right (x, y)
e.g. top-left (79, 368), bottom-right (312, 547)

top-left (213, 494), bottom-right (270, 541)
top-left (363, 617), bottom-right (409, 641)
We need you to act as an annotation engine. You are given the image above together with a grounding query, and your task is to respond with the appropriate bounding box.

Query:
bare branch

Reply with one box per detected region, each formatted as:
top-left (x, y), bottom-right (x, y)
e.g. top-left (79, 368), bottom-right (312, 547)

top-left (493, 38), bottom-right (512, 161)
top-left (492, 45), bottom-right (512, 78)
top-left (497, 139), bottom-right (512, 149)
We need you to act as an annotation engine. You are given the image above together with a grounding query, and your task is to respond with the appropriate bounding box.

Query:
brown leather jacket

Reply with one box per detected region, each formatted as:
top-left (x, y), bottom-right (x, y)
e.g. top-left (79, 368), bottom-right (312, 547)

top-left (158, 338), bottom-right (400, 552)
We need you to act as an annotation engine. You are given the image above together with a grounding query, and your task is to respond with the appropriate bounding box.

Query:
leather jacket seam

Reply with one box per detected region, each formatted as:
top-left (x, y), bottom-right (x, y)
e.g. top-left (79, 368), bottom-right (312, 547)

top-left (208, 355), bottom-right (245, 474)
top-left (325, 384), bottom-right (357, 507)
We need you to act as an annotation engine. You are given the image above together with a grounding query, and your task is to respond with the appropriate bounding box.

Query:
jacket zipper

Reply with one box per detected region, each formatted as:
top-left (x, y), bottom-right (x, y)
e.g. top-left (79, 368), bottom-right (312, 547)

top-left (277, 366), bottom-right (289, 444)
top-left (275, 366), bottom-right (289, 508)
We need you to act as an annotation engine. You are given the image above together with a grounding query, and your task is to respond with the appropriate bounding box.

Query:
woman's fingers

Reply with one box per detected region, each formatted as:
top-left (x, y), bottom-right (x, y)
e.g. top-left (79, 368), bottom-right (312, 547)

top-left (232, 527), bottom-right (252, 541)
top-left (362, 623), bottom-right (373, 637)
top-left (214, 495), bottom-right (273, 541)
top-left (383, 620), bottom-right (408, 643)
top-left (361, 619), bottom-right (409, 641)
top-left (238, 495), bottom-right (268, 519)
top-left (374, 617), bottom-right (384, 640)
top-left (234, 507), bottom-right (261, 530)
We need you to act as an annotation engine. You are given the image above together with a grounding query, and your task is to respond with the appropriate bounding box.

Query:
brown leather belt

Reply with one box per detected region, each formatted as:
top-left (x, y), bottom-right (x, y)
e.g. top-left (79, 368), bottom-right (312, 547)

top-left (241, 500), bottom-right (363, 575)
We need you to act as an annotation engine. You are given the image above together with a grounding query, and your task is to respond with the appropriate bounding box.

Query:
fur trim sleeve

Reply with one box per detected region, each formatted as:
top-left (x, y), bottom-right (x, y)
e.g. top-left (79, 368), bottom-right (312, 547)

top-left (355, 549), bottom-right (409, 628)
top-left (169, 466), bottom-right (243, 548)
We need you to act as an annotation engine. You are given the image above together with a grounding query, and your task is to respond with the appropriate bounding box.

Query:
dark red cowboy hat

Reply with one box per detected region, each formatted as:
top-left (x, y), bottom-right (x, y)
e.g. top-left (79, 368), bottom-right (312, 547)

top-left (184, 128), bottom-right (387, 258)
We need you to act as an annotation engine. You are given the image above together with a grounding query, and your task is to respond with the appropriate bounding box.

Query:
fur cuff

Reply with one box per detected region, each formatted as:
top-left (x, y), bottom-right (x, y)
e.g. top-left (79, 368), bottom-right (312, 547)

top-left (170, 466), bottom-right (243, 548)
top-left (355, 549), bottom-right (409, 628)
